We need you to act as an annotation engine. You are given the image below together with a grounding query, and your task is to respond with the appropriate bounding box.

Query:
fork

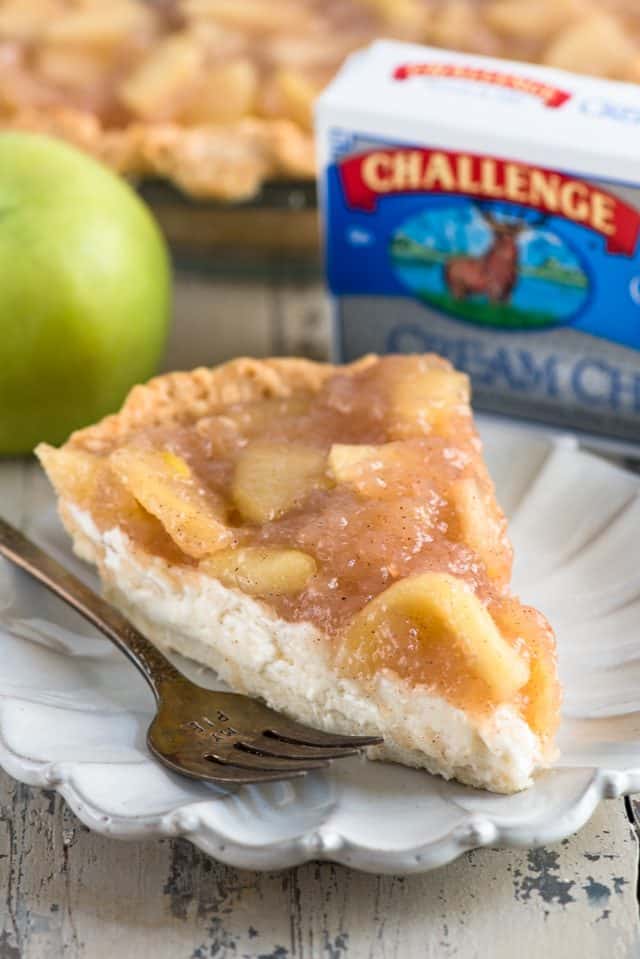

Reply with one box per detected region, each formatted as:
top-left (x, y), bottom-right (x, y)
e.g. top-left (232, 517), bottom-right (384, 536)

top-left (0, 518), bottom-right (382, 786)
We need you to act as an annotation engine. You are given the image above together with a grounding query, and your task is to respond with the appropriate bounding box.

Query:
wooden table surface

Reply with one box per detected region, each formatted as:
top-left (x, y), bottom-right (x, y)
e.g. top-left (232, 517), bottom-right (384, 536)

top-left (2, 270), bottom-right (640, 958)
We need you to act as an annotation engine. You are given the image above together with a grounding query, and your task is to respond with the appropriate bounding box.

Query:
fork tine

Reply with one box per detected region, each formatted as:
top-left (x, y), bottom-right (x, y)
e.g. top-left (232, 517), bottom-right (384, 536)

top-left (263, 720), bottom-right (383, 749)
top-left (202, 761), bottom-right (308, 784)
top-left (206, 746), bottom-right (329, 773)
top-left (150, 748), bottom-right (307, 785)
top-left (245, 736), bottom-right (362, 761)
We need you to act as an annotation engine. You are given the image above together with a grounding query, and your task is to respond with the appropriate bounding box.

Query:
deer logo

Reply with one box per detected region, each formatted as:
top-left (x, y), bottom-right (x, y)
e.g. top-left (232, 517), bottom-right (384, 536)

top-left (445, 207), bottom-right (543, 304)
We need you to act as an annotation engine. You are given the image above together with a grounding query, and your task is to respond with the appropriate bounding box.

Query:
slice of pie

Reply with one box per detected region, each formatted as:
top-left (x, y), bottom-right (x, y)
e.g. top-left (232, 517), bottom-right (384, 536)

top-left (36, 354), bottom-right (560, 793)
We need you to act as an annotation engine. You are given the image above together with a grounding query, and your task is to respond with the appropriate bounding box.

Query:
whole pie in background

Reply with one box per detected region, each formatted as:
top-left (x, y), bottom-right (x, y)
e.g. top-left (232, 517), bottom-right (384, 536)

top-left (1, 0), bottom-right (639, 200)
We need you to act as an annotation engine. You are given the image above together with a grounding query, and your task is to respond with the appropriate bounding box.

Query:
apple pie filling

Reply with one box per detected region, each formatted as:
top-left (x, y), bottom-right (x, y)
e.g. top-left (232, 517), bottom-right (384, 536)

top-left (39, 355), bottom-right (559, 742)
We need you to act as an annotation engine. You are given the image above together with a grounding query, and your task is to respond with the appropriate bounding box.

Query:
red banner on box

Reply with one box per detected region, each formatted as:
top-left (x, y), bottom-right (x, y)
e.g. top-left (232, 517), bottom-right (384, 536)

top-left (392, 62), bottom-right (571, 108)
top-left (339, 148), bottom-right (640, 255)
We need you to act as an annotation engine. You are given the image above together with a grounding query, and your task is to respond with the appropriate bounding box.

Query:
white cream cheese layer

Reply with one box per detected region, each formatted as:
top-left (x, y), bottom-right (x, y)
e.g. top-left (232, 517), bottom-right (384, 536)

top-left (67, 503), bottom-right (542, 793)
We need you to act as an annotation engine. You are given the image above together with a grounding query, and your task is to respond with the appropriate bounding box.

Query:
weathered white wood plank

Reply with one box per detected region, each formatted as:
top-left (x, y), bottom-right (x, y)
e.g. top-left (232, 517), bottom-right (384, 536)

top-left (1, 770), bottom-right (638, 959)
top-left (271, 276), bottom-right (331, 362)
top-left (167, 275), bottom-right (276, 372)
top-left (167, 272), bottom-right (330, 372)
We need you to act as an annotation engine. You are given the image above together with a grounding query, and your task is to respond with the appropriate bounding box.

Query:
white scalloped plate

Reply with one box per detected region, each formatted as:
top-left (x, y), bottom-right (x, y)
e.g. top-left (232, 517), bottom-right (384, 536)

top-left (2, 420), bottom-right (640, 874)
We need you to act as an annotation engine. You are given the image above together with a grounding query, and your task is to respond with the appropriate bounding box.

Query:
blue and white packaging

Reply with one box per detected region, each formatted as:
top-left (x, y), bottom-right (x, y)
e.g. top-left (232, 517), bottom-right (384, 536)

top-left (316, 40), bottom-right (640, 441)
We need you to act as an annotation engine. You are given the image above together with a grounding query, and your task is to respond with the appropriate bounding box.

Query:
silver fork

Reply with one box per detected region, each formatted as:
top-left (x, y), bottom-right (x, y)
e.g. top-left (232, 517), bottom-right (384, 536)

top-left (0, 518), bottom-right (382, 786)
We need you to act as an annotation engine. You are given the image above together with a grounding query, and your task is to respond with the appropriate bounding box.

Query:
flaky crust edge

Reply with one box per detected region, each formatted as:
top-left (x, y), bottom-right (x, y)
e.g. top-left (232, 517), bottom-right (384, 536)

top-left (49, 355), bottom-right (383, 455)
top-left (1, 109), bottom-right (316, 201)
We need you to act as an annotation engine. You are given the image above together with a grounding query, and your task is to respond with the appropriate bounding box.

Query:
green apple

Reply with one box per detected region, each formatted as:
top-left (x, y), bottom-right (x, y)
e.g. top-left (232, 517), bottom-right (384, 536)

top-left (0, 132), bottom-right (171, 454)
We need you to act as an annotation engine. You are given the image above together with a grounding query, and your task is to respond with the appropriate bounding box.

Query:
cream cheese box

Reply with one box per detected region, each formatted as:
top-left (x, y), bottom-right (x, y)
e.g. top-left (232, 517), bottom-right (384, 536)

top-left (316, 40), bottom-right (640, 441)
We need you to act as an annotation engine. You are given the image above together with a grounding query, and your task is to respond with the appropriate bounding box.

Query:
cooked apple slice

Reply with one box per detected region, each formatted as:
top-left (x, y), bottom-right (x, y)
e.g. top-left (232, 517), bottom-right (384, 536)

top-left (450, 477), bottom-right (511, 583)
top-left (196, 396), bottom-right (313, 460)
top-left (232, 442), bottom-right (330, 524)
top-left (221, 395), bottom-right (312, 440)
top-left (201, 546), bottom-right (316, 595)
top-left (181, 58), bottom-right (257, 125)
top-left (389, 367), bottom-right (470, 437)
top-left (339, 572), bottom-right (529, 703)
top-left (110, 448), bottom-right (232, 558)
top-left (273, 69), bottom-right (318, 130)
top-left (327, 444), bottom-right (378, 483)
top-left (36, 445), bottom-right (106, 509)
top-left (43, 4), bottom-right (154, 55)
top-left (183, 0), bottom-right (315, 33)
top-left (491, 598), bottom-right (560, 740)
top-left (328, 440), bottom-right (435, 500)
top-left (36, 445), bottom-right (142, 521)
top-left (119, 34), bottom-right (201, 122)
top-left (327, 441), bottom-right (404, 500)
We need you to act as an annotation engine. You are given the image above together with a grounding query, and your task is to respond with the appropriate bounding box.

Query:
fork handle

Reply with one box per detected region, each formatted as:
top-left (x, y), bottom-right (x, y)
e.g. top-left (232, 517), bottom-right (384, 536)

top-left (0, 517), bottom-right (182, 699)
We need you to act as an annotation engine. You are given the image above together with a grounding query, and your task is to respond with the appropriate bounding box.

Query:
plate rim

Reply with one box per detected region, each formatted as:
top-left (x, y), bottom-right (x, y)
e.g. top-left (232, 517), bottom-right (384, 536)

top-left (2, 424), bottom-right (640, 874)
top-left (0, 723), bottom-right (636, 873)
